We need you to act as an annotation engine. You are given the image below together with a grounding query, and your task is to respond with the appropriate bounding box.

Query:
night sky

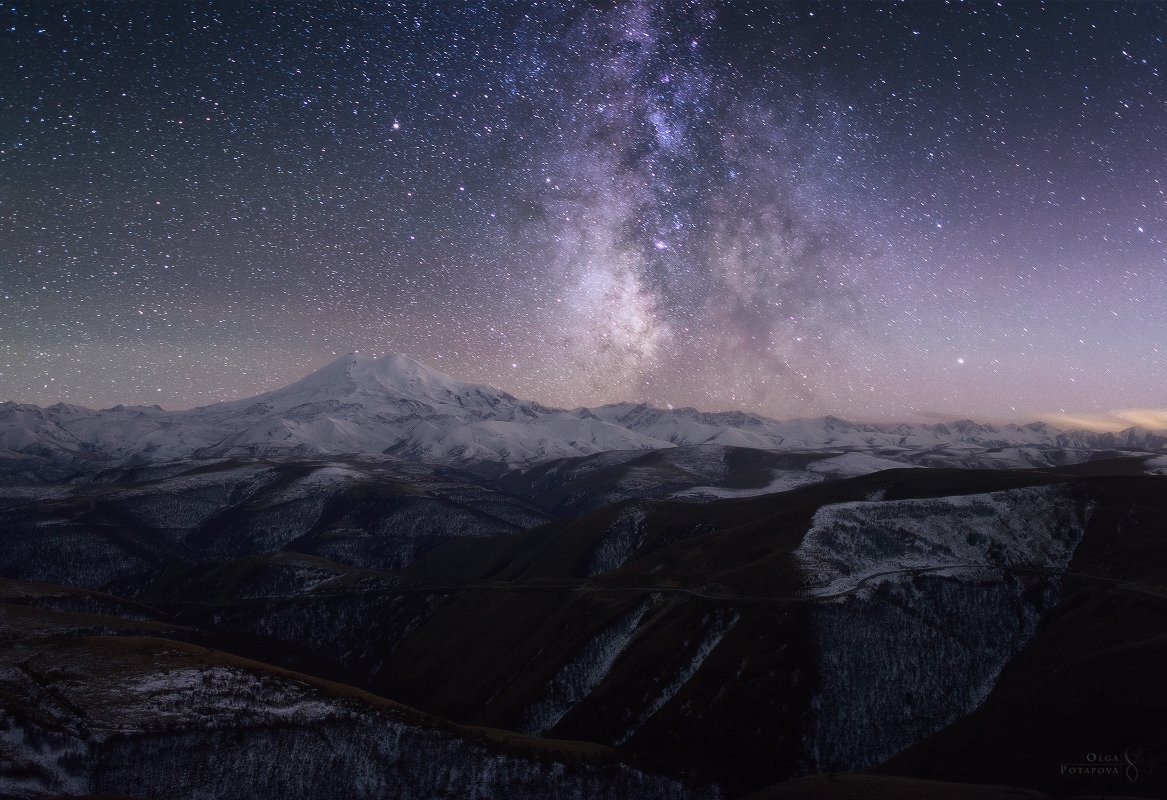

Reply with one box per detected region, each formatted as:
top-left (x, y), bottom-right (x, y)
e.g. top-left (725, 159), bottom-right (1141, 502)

top-left (2, 1), bottom-right (1165, 427)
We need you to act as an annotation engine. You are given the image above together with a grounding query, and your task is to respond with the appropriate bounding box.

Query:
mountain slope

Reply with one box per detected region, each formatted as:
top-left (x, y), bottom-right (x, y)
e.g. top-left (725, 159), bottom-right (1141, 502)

top-left (70, 465), bottom-right (1162, 796)
top-left (0, 457), bottom-right (552, 589)
top-left (0, 597), bottom-right (716, 800)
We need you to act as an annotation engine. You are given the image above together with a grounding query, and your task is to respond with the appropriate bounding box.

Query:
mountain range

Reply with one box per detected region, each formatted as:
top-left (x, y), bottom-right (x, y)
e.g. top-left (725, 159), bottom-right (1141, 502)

top-left (3, 352), bottom-right (1164, 481)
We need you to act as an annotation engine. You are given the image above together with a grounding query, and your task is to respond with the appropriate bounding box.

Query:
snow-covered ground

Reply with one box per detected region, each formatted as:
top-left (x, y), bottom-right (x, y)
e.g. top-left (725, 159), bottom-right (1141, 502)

top-left (587, 506), bottom-right (651, 574)
top-left (1145, 454), bottom-right (1167, 474)
top-left (617, 611), bottom-right (738, 745)
top-left (522, 601), bottom-right (652, 736)
top-left (670, 470), bottom-right (824, 500)
top-left (0, 636), bottom-right (717, 800)
top-left (796, 485), bottom-right (1091, 596)
top-left (806, 451), bottom-right (921, 477)
top-left (671, 452), bottom-right (925, 501)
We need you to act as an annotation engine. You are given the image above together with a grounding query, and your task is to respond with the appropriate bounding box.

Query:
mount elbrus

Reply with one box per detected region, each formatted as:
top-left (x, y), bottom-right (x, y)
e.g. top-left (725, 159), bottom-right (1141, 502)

top-left (1, 353), bottom-right (1164, 800)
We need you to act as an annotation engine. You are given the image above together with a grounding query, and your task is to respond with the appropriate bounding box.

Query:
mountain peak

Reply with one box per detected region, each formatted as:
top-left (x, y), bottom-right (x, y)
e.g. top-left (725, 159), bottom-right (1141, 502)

top-left (286, 352), bottom-right (461, 396)
top-left (332, 351), bottom-right (439, 384)
top-left (224, 352), bottom-right (521, 415)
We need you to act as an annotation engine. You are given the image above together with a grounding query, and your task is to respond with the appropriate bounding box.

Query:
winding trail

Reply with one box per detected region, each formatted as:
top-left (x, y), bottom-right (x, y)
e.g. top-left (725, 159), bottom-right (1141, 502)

top-left (145, 564), bottom-right (1167, 610)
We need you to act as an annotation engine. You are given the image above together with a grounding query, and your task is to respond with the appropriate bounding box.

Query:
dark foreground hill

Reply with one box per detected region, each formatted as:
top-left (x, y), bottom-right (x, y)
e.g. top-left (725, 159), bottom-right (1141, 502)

top-left (1, 452), bottom-right (1164, 798)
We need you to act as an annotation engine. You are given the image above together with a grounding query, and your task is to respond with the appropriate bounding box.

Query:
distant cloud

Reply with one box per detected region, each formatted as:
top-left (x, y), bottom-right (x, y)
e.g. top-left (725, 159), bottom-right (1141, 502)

top-left (1040, 408), bottom-right (1167, 432)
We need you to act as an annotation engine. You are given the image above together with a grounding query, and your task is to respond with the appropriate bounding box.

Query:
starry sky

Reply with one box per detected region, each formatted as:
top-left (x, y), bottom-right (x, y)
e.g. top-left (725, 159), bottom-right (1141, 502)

top-left (2, 1), bottom-right (1165, 427)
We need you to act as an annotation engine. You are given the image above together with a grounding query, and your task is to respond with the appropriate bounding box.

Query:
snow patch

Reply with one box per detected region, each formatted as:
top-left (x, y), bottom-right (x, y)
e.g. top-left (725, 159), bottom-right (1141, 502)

top-left (806, 451), bottom-right (920, 478)
top-left (1145, 454), bottom-right (1167, 475)
top-left (617, 611), bottom-right (738, 745)
top-left (521, 601), bottom-right (652, 735)
top-left (587, 506), bottom-right (649, 575)
top-left (671, 470), bottom-right (823, 501)
top-left (0, 710), bottom-right (89, 796)
top-left (796, 485), bottom-right (1090, 595)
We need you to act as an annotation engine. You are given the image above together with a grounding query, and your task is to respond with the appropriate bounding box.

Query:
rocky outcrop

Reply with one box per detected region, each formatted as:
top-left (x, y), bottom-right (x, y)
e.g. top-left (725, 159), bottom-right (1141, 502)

top-left (796, 486), bottom-right (1093, 771)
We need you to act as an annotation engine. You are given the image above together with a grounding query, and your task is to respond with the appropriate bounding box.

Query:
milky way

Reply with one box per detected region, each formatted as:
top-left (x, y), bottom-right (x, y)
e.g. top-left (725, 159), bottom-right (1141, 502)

top-left (2, 2), bottom-right (1165, 425)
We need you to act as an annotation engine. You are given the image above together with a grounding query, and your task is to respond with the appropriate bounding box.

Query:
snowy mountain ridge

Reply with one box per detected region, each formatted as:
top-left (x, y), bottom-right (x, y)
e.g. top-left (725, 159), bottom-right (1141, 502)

top-left (1, 352), bottom-right (1164, 478)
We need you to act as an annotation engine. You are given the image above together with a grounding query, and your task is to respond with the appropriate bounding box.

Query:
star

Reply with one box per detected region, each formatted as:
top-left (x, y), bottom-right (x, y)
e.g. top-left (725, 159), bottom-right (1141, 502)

top-left (0, 1), bottom-right (1161, 426)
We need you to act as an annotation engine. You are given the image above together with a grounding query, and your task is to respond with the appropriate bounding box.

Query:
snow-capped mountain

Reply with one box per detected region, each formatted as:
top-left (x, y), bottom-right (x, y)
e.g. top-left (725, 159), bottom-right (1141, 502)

top-left (0, 352), bottom-right (1164, 479)
top-left (590, 403), bottom-right (1115, 451)
top-left (0, 354), bottom-right (665, 475)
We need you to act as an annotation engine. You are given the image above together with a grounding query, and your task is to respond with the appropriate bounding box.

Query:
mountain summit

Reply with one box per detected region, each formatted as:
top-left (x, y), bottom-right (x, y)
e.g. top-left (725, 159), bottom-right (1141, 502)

top-left (219, 352), bottom-right (518, 414)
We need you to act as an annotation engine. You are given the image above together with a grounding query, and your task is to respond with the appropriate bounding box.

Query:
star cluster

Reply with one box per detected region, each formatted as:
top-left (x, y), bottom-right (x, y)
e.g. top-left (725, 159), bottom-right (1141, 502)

top-left (2, 1), bottom-right (1164, 424)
